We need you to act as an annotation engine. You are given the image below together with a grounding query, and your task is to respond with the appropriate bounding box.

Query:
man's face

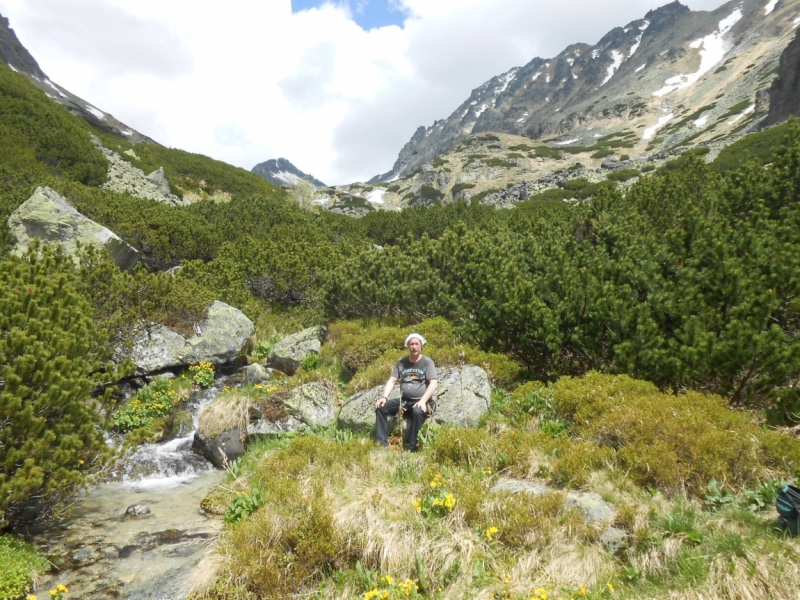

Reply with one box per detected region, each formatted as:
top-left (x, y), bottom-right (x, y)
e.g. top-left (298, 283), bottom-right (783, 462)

top-left (407, 338), bottom-right (422, 356)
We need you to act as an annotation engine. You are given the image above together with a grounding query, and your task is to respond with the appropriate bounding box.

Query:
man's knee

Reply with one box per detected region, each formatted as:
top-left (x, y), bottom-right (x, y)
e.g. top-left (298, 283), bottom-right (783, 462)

top-left (411, 406), bottom-right (427, 421)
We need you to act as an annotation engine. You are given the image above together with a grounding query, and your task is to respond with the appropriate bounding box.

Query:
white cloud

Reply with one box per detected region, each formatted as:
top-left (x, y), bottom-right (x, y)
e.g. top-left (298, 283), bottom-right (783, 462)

top-left (0, 0), bottom-right (729, 184)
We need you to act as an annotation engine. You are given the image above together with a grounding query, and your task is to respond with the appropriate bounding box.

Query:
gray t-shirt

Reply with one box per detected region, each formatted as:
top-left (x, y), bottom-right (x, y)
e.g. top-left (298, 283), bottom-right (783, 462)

top-left (391, 355), bottom-right (438, 400)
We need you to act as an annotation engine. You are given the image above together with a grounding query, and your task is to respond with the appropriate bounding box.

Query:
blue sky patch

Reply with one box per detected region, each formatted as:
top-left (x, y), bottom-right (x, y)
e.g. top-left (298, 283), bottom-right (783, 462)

top-left (292, 0), bottom-right (406, 30)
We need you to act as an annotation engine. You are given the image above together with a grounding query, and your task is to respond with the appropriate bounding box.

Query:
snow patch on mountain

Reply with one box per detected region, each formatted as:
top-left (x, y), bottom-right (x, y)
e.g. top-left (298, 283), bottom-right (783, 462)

top-left (601, 50), bottom-right (624, 86)
top-left (366, 189), bottom-right (385, 205)
top-left (643, 113), bottom-right (674, 139)
top-left (728, 103), bottom-right (755, 124)
top-left (86, 105), bottom-right (106, 120)
top-left (636, 63), bottom-right (647, 72)
top-left (653, 7), bottom-right (742, 97)
top-left (764, 0), bottom-right (778, 14)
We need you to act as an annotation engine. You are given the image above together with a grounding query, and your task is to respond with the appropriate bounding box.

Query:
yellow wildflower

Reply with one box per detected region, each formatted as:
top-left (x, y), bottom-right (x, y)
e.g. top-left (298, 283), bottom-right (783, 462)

top-left (382, 575), bottom-right (393, 586)
top-left (413, 498), bottom-right (422, 513)
top-left (607, 583), bottom-right (614, 592)
top-left (577, 586), bottom-right (587, 596)
top-left (26, 595), bottom-right (37, 600)
top-left (380, 591), bottom-right (389, 600)
top-left (364, 590), bottom-right (379, 600)
top-left (57, 586), bottom-right (68, 593)
top-left (485, 526), bottom-right (499, 541)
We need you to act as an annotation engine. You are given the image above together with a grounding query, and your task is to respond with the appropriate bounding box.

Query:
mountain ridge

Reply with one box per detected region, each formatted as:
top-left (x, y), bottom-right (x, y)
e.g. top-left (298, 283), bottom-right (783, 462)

top-left (251, 157), bottom-right (327, 188)
top-left (375, 0), bottom-right (798, 182)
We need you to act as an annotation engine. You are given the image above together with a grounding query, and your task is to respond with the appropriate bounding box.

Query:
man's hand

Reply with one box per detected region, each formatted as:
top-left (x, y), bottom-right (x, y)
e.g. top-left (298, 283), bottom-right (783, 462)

top-left (375, 396), bottom-right (387, 409)
top-left (413, 399), bottom-right (428, 413)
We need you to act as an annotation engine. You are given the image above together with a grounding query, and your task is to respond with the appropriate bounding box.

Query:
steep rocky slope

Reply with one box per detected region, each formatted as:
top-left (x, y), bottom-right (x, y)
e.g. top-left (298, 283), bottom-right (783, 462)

top-left (375, 0), bottom-right (799, 182)
top-left (0, 12), bottom-right (155, 144)
top-left (764, 26), bottom-right (800, 126)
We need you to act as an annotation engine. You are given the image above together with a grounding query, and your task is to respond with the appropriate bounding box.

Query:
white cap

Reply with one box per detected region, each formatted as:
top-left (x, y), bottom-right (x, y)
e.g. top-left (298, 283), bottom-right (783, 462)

top-left (404, 333), bottom-right (427, 347)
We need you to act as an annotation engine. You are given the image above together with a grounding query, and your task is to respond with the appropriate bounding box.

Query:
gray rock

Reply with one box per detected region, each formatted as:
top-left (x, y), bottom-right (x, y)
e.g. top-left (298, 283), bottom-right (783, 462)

top-left (8, 186), bottom-right (140, 271)
top-left (93, 138), bottom-right (187, 206)
top-left (71, 547), bottom-right (99, 566)
top-left (100, 545), bottom-right (120, 559)
top-left (337, 364), bottom-right (491, 430)
top-left (120, 300), bottom-right (255, 374)
top-left (146, 167), bottom-right (172, 196)
top-left (247, 382), bottom-right (336, 437)
top-left (192, 429), bottom-right (245, 469)
top-left (125, 504), bottom-right (151, 517)
top-left (600, 527), bottom-right (628, 553)
top-left (247, 414), bottom-right (306, 437)
top-left (244, 363), bottom-right (272, 384)
top-left (491, 477), bottom-right (615, 525)
top-left (267, 326), bottom-right (326, 375)
top-left (282, 382), bottom-right (336, 427)
top-left (338, 386), bottom-right (401, 432)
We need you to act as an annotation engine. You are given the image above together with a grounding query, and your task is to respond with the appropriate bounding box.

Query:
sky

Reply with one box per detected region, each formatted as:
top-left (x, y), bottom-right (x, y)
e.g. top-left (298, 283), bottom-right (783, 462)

top-left (0, 0), bottom-right (729, 185)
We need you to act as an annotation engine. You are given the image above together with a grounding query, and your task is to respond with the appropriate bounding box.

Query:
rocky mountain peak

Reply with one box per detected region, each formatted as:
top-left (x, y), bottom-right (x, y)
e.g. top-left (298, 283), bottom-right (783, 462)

top-left (251, 158), bottom-right (326, 188)
top-left (0, 16), bottom-right (45, 80)
top-left (377, 0), bottom-right (797, 182)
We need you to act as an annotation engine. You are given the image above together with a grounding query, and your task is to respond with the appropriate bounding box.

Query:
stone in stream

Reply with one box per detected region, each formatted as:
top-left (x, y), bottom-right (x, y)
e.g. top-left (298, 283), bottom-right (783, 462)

top-left (337, 365), bottom-right (492, 431)
top-left (125, 504), bottom-right (151, 517)
top-left (193, 429), bottom-right (245, 470)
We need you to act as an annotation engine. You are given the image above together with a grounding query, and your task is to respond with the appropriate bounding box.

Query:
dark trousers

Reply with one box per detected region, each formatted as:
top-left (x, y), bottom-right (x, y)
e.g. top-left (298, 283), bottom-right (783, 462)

top-left (375, 397), bottom-right (429, 449)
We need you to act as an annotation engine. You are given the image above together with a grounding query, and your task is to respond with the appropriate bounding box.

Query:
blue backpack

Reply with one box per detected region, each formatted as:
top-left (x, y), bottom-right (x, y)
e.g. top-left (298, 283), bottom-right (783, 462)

top-left (776, 485), bottom-right (800, 534)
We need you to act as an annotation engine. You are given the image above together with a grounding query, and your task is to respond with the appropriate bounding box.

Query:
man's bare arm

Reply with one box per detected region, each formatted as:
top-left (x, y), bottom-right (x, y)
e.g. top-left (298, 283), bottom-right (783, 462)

top-left (375, 376), bottom-right (398, 409)
top-left (414, 379), bottom-right (439, 411)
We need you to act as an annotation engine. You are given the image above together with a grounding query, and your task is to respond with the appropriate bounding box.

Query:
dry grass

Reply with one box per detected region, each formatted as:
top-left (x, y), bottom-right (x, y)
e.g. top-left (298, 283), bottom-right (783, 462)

top-left (195, 439), bottom-right (800, 600)
top-left (197, 392), bottom-right (252, 438)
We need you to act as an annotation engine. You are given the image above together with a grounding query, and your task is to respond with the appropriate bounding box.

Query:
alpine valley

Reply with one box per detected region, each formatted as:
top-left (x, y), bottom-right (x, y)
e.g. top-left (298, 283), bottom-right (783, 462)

top-left (3, 2), bottom-right (800, 600)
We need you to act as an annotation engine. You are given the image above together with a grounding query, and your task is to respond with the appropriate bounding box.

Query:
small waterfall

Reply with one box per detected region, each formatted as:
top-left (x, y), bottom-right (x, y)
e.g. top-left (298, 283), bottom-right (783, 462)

top-left (26, 373), bottom-right (235, 599)
top-left (118, 374), bottom-right (231, 489)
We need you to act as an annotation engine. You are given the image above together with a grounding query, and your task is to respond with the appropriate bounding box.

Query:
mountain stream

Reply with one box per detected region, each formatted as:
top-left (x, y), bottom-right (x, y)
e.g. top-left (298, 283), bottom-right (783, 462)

top-left (23, 376), bottom-right (232, 599)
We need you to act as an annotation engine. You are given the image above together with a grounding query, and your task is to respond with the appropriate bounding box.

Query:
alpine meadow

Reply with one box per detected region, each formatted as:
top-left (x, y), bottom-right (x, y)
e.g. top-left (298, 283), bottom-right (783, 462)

top-left (2, 1), bottom-right (800, 599)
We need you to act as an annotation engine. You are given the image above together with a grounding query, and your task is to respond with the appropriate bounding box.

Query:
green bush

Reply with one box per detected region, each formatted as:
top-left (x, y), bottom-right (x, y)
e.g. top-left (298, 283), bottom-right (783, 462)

top-left (0, 535), bottom-right (50, 599)
top-left (0, 246), bottom-right (124, 527)
top-left (606, 168), bottom-right (640, 182)
top-left (591, 148), bottom-right (615, 159)
top-left (546, 373), bottom-right (800, 493)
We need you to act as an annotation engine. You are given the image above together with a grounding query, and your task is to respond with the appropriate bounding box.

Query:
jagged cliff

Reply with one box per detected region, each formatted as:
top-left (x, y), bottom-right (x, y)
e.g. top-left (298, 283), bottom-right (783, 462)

top-left (765, 26), bottom-right (800, 126)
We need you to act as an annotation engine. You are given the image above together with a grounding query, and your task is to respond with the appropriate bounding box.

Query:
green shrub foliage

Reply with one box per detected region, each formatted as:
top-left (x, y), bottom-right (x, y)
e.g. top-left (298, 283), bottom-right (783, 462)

top-left (325, 121), bottom-right (800, 417)
top-left (0, 534), bottom-right (50, 599)
top-left (0, 247), bottom-right (122, 527)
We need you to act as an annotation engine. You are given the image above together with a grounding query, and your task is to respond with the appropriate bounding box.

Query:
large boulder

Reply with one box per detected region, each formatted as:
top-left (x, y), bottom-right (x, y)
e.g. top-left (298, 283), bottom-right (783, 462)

top-left (337, 365), bottom-right (491, 431)
top-left (193, 429), bottom-right (245, 469)
top-left (7, 186), bottom-right (140, 270)
top-left (121, 301), bottom-right (255, 373)
top-left (267, 326), bottom-right (326, 375)
top-left (248, 382), bottom-right (336, 435)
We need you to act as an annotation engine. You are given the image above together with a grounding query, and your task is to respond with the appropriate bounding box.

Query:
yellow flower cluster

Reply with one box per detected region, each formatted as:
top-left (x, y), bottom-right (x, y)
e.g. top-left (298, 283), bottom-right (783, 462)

top-left (431, 493), bottom-right (456, 510)
top-left (363, 576), bottom-right (418, 599)
top-left (530, 588), bottom-right (548, 600)
top-left (485, 526), bottom-right (499, 541)
top-left (429, 474), bottom-right (442, 488)
top-left (189, 362), bottom-right (215, 371)
top-left (254, 383), bottom-right (280, 393)
top-left (482, 468), bottom-right (493, 476)
top-left (413, 498), bottom-right (422, 513)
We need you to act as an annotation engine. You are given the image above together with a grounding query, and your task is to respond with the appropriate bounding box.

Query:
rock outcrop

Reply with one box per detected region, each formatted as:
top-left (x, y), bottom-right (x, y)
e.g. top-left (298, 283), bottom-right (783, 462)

top-left (267, 326), bottom-right (326, 375)
top-left (94, 140), bottom-right (187, 206)
top-left (765, 27), bottom-right (800, 127)
top-left (7, 186), bottom-right (140, 270)
top-left (248, 382), bottom-right (336, 435)
top-left (491, 477), bottom-right (627, 552)
top-left (338, 364), bottom-right (492, 431)
top-left (121, 301), bottom-right (255, 374)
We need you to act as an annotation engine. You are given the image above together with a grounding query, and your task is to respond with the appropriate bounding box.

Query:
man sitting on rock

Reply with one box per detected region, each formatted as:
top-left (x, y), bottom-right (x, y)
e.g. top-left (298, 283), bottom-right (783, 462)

top-left (375, 333), bottom-right (439, 451)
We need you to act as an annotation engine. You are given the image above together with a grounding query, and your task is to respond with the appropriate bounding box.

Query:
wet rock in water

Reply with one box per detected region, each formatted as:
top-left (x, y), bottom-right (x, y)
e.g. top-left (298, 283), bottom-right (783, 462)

top-left (160, 409), bottom-right (195, 442)
top-left (267, 326), bottom-right (326, 375)
top-left (193, 429), bottom-right (245, 469)
top-left (125, 504), bottom-right (151, 517)
top-left (100, 545), bottom-right (120, 560)
top-left (71, 547), bottom-right (99, 566)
